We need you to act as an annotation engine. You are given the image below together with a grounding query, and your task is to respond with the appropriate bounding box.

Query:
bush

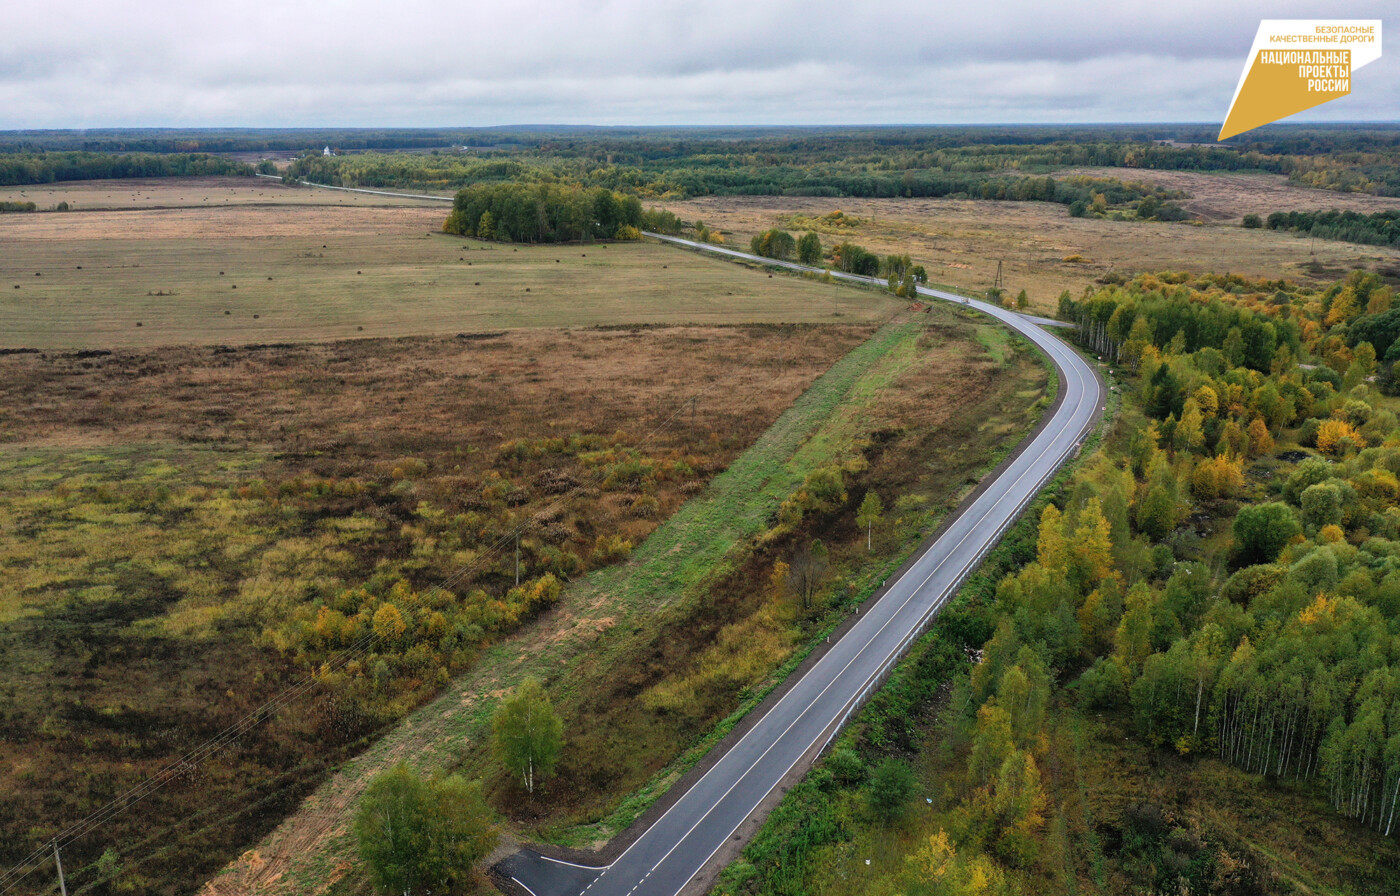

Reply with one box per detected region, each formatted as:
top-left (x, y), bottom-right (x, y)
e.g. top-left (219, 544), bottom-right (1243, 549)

top-left (868, 757), bottom-right (917, 823)
top-left (825, 747), bottom-right (867, 785)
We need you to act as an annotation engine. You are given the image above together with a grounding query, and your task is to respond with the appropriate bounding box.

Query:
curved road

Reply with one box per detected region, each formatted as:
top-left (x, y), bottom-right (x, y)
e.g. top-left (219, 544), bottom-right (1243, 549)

top-left (500, 235), bottom-right (1105, 896)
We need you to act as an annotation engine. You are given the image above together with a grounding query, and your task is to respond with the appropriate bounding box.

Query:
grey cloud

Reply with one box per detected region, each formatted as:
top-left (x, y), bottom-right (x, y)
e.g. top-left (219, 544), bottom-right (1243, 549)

top-left (1, 0), bottom-right (1395, 127)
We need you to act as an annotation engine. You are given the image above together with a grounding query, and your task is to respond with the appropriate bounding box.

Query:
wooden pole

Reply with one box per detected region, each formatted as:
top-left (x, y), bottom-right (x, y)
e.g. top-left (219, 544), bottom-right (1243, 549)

top-left (54, 842), bottom-right (67, 896)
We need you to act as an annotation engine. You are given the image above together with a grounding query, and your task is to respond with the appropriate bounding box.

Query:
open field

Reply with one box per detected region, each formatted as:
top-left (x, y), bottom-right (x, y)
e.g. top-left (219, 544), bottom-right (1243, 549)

top-left (0, 176), bottom-right (451, 210)
top-left (0, 323), bottom-right (880, 896)
top-left (0, 179), bottom-right (898, 349)
top-left (660, 185), bottom-right (1400, 315)
top-left (205, 309), bottom-right (1049, 896)
top-left (1055, 167), bottom-right (1400, 221)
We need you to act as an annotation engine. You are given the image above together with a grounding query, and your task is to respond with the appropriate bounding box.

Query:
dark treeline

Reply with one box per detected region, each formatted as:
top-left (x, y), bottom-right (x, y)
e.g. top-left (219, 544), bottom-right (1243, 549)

top-left (275, 125), bottom-right (1400, 199)
top-left (0, 128), bottom-right (541, 154)
top-left (284, 154), bottom-right (531, 192)
top-left (5, 123), bottom-right (1398, 156)
top-left (0, 151), bottom-right (251, 186)
top-left (6, 125), bottom-right (1400, 198)
top-left (1267, 209), bottom-right (1400, 249)
top-left (442, 182), bottom-right (642, 243)
top-left (283, 148), bottom-right (1190, 217)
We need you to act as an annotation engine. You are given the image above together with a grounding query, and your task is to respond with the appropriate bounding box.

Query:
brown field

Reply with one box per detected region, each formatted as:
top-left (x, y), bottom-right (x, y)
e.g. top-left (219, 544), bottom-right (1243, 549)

top-left (0, 324), bottom-right (877, 895)
top-left (660, 187), bottom-right (1400, 316)
top-left (1056, 166), bottom-right (1400, 221)
top-left (0, 179), bottom-right (898, 350)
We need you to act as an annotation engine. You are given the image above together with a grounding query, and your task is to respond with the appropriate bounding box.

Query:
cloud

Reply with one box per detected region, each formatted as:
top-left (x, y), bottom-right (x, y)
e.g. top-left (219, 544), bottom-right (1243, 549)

top-left (1, 0), bottom-right (1395, 127)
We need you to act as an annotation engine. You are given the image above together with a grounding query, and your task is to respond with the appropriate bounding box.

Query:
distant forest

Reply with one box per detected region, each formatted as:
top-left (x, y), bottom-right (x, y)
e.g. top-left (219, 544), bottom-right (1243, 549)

top-left (4, 124), bottom-right (1400, 198)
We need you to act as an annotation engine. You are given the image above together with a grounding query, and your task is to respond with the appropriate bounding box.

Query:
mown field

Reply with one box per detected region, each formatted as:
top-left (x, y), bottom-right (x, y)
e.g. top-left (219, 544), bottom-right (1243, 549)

top-left (0, 179), bottom-right (897, 350)
top-left (659, 177), bottom-right (1400, 316)
top-left (0, 176), bottom-right (447, 210)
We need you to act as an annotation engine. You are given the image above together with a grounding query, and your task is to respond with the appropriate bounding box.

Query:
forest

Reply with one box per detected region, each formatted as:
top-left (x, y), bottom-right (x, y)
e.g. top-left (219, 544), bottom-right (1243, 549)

top-left (722, 267), bottom-right (1400, 896)
top-left (6, 124), bottom-right (1400, 201)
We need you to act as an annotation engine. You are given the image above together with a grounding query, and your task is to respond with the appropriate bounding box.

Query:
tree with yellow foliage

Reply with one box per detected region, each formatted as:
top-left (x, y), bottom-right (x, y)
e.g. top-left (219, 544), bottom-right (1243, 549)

top-left (1315, 418), bottom-right (1366, 455)
top-left (1191, 454), bottom-right (1245, 501)
top-left (1193, 385), bottom-right (1219, 417)
top-left (1035, 504), bottom-right (1068, 573)
top-left (1069, 498), bottom-right (1118, 593)
top-left (1246, 417), bottom-right (1274, 456)
top-left (372, 602), bottom-right (407, 643)
top-left (904, 830), bottom-right (1007, 896)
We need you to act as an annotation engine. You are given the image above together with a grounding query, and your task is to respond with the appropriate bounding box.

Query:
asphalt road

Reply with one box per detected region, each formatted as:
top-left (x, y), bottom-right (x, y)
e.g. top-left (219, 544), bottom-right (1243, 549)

top-left (499, 234), bottom-right (1105, 896)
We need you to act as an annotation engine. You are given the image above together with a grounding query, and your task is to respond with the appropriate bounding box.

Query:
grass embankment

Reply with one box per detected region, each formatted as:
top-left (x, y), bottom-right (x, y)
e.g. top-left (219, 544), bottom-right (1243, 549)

top-left (209, 307), bottom-right (1048, 895)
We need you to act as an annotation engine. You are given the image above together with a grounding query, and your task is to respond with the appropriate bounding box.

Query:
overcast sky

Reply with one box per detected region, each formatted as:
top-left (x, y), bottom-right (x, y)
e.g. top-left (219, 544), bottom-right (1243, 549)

top-left (0, 1), bottom-right (1394, 128)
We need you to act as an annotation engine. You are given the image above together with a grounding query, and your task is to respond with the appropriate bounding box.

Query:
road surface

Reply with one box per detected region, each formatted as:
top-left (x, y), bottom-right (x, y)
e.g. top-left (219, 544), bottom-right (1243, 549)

top-left (499, 234), bottom-right (1105, 896)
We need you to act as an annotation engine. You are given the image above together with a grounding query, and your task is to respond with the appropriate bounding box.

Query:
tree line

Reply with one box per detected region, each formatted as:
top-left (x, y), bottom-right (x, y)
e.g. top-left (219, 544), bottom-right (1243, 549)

top-left (1266, 209), bottom-right (1400, 249)
top-left (442, 182), bottom-right (643, 243)
top-left (0, 151), bottom-right (251, 186)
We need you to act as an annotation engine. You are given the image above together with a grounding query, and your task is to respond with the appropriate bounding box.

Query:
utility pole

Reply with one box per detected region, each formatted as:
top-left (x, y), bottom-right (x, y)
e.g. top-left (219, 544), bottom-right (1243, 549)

top-left (515, 531), bottom-right (521, 587)
top-left (992, 260), bottom-right (1003, 291)
top-left (53, 842), bottom-right (67, 896)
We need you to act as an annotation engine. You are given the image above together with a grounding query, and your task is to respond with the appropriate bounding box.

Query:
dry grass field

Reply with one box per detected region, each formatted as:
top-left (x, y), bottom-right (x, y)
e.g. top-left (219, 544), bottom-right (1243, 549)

top-left (1055, 167), bottom-right (1400, 220)
top-left (0, 176), bottom-right (449, 210)
top-left (0, 324), bottom-right (879, 895)
top-left (0, 179), bottom-right (898, 350)
top-left (660, 174), bottom-right (1400, 315)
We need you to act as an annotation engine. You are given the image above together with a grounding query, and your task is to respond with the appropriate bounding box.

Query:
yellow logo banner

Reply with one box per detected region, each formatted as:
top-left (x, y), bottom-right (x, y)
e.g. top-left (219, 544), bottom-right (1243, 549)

top-left (1220, 20), bottom-right (1382, 140)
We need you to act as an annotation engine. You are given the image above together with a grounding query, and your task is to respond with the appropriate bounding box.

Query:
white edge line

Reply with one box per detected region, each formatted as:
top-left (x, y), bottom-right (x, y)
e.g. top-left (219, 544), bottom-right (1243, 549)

top-left (646, 315), bottom-right (1097, 888)
top-left (541, 855), bottom-right (610, 871)
top-left (516, 233), bottom-right (1102, 896)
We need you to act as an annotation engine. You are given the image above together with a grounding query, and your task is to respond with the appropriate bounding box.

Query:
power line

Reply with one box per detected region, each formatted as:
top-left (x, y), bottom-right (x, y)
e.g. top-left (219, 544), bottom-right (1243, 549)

top-left (1, 374), bottom-right (723, 895)
top-left (5, 251), bottom-right (911, 894)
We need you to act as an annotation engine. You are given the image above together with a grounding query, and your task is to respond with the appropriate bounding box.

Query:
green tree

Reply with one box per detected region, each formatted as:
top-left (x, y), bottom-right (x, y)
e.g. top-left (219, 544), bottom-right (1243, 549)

top-left (868, 757), bottom-right (917, 823)
top-left (1015, 289), bottom-right (1029, 310)
top-left (856, 490), bottom-right (884, 551)
top-left (1135, 482), bottom-right (1177, 541)
top-left (355, 761), bottom-right (498, 896)
top-left (1232, 502), bottom-right (1302, 567)
top-left (492, 678), bottom-right (564, 794)
top-left (798, 231), bottom-right (823, 265)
